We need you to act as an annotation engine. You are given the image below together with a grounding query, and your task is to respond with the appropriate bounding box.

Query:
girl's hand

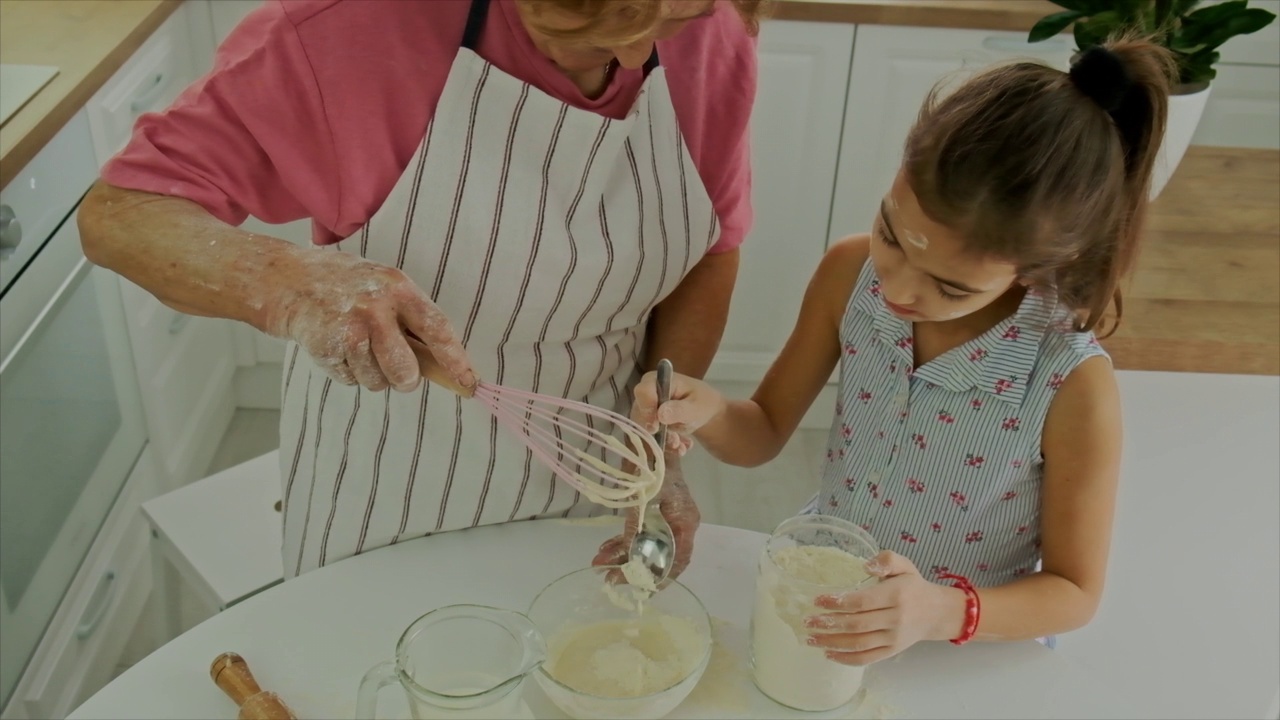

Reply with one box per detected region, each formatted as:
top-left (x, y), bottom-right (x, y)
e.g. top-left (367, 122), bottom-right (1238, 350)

top-left (803, 551), bottom-right (966, 666)
top-left (631, 371), bottom-right (726, 455)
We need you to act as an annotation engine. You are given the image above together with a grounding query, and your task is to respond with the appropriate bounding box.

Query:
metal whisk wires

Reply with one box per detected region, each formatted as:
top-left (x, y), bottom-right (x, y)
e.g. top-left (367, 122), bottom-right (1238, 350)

top-left (473, 383), bottom-right (665, 508)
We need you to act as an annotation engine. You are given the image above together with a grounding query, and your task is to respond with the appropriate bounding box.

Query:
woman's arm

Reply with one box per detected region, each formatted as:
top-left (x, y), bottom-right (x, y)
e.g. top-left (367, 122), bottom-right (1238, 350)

top-left (691, 236), bottom-right (866, 467)
top-left (79, 183), bottom-right (299, 327)
top-left (78, 183), bottom-right (475, 393)
top-left (644, 248), bottom-right (740, 378)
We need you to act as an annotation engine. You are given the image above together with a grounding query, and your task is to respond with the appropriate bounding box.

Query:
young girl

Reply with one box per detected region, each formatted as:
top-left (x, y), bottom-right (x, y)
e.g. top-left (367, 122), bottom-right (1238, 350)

top-left (632, 37), bottom-right (1173, 665)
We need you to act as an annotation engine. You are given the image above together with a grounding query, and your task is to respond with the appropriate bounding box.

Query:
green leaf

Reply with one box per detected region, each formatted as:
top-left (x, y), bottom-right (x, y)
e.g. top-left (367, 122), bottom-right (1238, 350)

top-left (1075, 20), bottom-right (1100, 50)
top-left (1178, 48), bottom-right (1220, 85)
top-left (1183, 0), bottom-right (1251, 27)
top-left (1182, 7), bottom-right (1277, 51)
top-left (1173, 0), bottom-right (1203, 15)
top-left (1029, 10), bottom-right (1083, 42)
top-left (1046, 0), bottom-right (1113, 13)
top-left (1115, 0), bottom-right (1156, 28)
top-left (1072, 10), bottom-right (1125, 49)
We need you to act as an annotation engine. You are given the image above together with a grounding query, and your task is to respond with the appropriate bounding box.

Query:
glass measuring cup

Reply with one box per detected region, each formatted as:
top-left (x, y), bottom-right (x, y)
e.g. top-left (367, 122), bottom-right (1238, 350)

top-left (355, 605), bottom-right (546, 719)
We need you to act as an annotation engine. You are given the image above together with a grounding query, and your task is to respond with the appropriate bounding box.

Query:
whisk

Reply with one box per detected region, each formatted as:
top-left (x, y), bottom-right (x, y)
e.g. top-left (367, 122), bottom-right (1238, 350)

top-left (406, 333), bottom-right (665, 507)
top-left (472, 383), bottom-right (665, 508)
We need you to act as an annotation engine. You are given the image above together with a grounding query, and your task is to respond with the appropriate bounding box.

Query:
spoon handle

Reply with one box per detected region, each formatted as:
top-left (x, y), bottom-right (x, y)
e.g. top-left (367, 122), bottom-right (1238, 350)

top-left (654, 359), bottom-right (673, 451)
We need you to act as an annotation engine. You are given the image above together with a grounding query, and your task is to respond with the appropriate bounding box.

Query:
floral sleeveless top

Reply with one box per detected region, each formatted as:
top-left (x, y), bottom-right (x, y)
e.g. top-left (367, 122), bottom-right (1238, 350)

top-left (813, 259), bottom-right (1108, 586)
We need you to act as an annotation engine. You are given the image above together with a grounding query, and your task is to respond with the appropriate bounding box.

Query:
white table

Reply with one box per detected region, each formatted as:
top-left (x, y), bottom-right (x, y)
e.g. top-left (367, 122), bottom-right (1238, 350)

top-left (74, 370), bottom-right (1280, 720)
top-left (71, 519), bottom-right (1145, 720)
top-left (1052, 371), bottom-right (1280, 720)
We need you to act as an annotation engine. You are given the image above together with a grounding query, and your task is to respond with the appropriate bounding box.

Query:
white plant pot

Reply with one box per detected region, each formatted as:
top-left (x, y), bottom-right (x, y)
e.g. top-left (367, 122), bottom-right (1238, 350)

top-left (1150, 84), bottom-right (1212, 199)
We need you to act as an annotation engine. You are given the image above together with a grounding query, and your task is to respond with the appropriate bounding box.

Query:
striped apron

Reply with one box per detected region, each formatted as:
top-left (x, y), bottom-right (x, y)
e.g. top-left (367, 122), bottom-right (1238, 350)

top-left (277, 0), bottom-right (719, 577)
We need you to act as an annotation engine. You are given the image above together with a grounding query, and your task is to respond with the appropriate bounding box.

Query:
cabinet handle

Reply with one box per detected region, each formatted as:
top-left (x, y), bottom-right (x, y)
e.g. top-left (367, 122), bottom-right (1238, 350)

top-left (169, 313), bottom-right (191, 335)
top-left (75, 571), bottom-right (118, 640)
top-left (129, 72), bottom-right (169, 114)
top-left (0, 204), bottom-right (21, 258)
top-left (982, 36), bottom-right (1068, 55)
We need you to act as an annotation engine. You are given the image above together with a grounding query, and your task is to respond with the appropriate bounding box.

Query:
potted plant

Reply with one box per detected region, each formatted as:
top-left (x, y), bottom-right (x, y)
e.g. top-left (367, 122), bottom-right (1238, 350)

top-left (1028, 0), bottom-right (1276, 197)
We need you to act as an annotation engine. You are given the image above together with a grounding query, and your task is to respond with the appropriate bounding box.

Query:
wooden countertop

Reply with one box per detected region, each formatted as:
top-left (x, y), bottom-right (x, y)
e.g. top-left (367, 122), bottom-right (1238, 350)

top-left (1103, 147), bottom-right (1280, 376)
top-left (771, 0), bottom-right (1061, 31)
top-left (0, 0), bottom-right (179, 190)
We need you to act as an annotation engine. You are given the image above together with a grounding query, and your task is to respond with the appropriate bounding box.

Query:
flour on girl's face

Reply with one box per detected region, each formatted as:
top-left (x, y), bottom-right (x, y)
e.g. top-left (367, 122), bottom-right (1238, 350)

top-left (904, 229), bottom-right (929, 250)
top-left (887, 195), bottom-right (929, 250)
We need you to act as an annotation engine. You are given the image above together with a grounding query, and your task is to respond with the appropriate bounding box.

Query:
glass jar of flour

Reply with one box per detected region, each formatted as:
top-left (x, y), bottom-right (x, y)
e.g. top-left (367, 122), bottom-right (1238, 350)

top-left (750, 515), bottom-right (880, 712)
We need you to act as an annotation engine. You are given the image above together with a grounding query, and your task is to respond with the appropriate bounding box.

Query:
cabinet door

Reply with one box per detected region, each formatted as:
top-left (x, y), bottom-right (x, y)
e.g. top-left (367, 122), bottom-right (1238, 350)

top-left (708, 20), bottom-right (854, 383)
top-left (2, 447), bottom-right (160, 720)
top-left (85, 3), bottom-right (198, 166)
top-left (830, 26), bottom-right (1071, 240)
top-left (208, 0), bottom-right (264, 46)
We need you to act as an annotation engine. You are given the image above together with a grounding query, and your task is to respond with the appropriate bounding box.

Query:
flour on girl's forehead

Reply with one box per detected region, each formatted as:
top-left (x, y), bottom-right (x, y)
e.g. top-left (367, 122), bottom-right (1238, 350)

top-left (886, 196), bottom-right (930, 250)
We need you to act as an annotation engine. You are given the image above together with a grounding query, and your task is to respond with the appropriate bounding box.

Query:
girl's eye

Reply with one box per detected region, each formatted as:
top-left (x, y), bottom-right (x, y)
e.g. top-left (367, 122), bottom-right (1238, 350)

top-left (936, 285), bottom-right (968, 301)
top-left (876, 225), bottom-right (900, 248)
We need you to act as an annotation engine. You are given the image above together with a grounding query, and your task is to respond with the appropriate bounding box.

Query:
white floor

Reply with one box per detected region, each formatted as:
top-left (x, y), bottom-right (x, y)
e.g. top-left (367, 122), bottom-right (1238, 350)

top-left (207, 409), bottom-right (827, 536)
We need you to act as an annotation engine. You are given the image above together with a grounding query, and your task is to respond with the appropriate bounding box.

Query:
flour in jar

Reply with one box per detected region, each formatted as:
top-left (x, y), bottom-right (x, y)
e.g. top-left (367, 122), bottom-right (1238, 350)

top-left (751, 545), bottom-right (874, 712)
top-left (545, 615), bottom-right (706, 698)
top-left (773, 545), bottom-right (873, 586)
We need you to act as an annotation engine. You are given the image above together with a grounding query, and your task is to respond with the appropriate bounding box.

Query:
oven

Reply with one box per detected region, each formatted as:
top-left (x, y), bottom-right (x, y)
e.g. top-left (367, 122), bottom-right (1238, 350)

top-left (0, 110), bottom-right (148, 711)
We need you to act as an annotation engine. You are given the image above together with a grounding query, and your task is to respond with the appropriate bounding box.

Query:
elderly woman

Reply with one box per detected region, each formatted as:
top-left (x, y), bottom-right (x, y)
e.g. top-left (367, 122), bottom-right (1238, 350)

top-left (78, 0), bottom-right (765, 577)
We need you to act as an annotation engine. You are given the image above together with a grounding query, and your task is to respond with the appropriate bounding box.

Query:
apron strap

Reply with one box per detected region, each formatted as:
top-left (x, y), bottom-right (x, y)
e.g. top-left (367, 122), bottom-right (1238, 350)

top-left (461, 0), bottom-right (490, 50)
top-left (644, 48), bottom-right (661, 73)
top-left (462, 0), bottom-right (661, 71)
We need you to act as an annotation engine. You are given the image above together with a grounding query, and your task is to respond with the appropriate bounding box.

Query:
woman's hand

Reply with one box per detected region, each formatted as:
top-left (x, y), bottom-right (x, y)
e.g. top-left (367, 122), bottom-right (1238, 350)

top-left (631, 370), bottom-right (727, 454)
top-left (263, 248), bottom-right (476, 394)
top-left (591, 452), bottom-right (701, 583)
top-left (804, 551), bottom-right (966, 666)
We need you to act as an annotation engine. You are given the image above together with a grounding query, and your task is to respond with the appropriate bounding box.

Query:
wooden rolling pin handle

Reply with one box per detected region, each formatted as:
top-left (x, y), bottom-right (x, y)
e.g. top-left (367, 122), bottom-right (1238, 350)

top-left (211, 653), bottom-right (297, 720)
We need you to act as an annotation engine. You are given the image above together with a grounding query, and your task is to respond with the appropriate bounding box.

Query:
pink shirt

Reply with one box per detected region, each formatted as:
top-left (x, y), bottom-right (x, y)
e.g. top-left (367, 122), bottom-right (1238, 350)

top-left (102, 0), bottom-right (757, 252)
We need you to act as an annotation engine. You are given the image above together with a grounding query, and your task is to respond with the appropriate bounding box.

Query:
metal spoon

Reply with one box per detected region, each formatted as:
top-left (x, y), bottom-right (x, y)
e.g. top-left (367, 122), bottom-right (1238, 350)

top-left (628, 359), bottom-right (677, 586)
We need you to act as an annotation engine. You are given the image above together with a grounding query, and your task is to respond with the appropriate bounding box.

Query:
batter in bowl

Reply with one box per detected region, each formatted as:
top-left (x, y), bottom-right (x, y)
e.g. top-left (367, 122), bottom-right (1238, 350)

top-left (544, 614), bottom-right (705, 698)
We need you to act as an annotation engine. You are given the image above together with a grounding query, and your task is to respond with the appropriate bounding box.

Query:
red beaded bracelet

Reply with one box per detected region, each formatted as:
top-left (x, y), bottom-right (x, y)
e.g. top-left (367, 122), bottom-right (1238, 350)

top-left (937, 572), bottom-right (980, 645)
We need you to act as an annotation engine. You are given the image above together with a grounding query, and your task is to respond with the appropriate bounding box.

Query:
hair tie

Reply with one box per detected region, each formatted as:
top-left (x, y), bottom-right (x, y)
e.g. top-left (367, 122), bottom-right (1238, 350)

top-left (1069, 45), bottom-right (1133, 113)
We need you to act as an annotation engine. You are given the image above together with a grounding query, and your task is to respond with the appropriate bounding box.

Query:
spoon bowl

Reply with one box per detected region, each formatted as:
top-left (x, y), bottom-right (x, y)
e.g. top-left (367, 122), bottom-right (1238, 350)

top-left (628, 359), bottom-right (677, 585)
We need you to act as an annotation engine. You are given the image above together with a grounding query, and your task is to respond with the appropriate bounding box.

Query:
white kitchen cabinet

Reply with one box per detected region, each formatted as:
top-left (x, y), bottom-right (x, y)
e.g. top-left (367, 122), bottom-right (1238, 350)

top-left (115, 275), bottom-right (238, 487)
top-left (1, 448), bottom-right (161, 720)
top-left (708, 20), bottom-right (855, 385)
top-left (85, 2), bottom-right (198, 166)
top-left (86, 7), bottom-right (238, 489)
top-left (830, 25), bottom-right (1072, 240)
top-left (207, 0), bottom-right (264, 46)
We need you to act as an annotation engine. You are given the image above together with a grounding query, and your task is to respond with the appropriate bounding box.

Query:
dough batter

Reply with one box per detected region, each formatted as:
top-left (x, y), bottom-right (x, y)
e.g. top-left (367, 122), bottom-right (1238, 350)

top-left (545, 614), bottom-right (706, 698)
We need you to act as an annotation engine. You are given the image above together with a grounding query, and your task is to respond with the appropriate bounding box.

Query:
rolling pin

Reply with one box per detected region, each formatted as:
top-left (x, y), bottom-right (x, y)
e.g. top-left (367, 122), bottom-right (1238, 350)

top-left (210, 653), bottom-right (298, 720)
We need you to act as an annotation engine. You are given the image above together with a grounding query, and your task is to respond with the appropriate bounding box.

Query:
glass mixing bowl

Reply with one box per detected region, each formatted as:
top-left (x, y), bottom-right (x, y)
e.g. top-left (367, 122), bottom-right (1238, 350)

top-left (526, 566), bottom-right (712, 720)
